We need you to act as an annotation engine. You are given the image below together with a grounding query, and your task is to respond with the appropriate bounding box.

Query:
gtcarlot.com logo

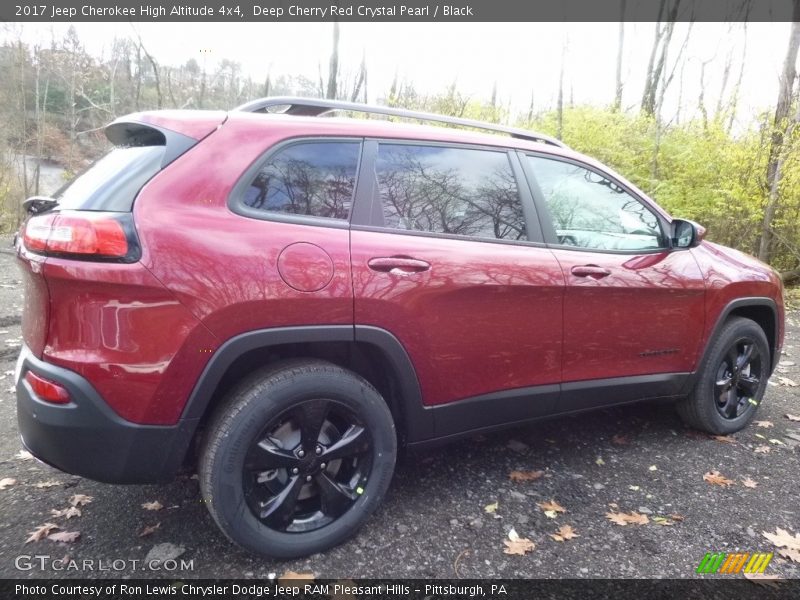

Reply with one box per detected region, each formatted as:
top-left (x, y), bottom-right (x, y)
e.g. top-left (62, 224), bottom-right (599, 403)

top-left (15, 554), bottom-right (195, 572)
top-left (696, 551), bottom-right (773, 574)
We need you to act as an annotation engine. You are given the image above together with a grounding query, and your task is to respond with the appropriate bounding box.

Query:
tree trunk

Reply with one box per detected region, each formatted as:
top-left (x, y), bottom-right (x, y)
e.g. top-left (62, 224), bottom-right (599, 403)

top-left (326, 22), bottom-right (340, 100)
top-left (758, 16), bottom-right (800, 262)
top-left (556, 43), bottom-right (565, 140)
top-left (613, 0), bottom-right (626, 111)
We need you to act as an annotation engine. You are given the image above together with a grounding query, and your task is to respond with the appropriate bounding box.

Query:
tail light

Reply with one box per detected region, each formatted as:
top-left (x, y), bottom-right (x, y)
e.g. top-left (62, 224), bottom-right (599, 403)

top-left (22, 211), bottom-right (140, 262)
top-left (25, 371), bottom-right (71, 404)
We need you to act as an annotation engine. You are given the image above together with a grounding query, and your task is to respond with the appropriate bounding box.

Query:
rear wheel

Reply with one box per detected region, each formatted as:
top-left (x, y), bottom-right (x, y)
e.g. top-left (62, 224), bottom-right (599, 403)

top-left (199, 360), bottom-right (396, 558)
top-left (677, 317), bottom-right (769, 434)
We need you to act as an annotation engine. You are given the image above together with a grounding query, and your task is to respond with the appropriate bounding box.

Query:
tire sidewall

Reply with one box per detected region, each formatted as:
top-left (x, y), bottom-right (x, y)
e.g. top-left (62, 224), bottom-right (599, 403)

top-left (203, 366), bottom-right (396, 558)
top-left (696, 320), bottom-right (770, 434)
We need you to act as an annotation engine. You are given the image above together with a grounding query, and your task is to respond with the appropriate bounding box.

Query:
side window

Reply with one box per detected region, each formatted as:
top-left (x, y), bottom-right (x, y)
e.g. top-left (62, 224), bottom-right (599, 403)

top-left (375, 144), bottom-right (526, 241)
top-left (526, 156), bottom-right (665, 251)
top-left (243, 142), bottom-right (360, 220)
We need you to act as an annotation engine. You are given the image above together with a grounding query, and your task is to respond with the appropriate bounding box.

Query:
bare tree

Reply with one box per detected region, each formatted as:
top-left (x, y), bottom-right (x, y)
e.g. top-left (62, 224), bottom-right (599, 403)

top-left (556, 39), bottom-right (566, 140)
top-left (758, 15), bottom-right (800, 262)
top-left (326, 22), bottom-right (340, 99)
top-left (613, 0), bottom-right (626, 111)
top-left (641, 0), bottom-right (683, 117)
top-left (350, 50), bottom-right (366, 102)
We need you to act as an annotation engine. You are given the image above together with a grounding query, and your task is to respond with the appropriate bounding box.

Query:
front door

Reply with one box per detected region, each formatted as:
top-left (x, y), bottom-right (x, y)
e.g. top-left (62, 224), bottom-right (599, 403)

top-left (522, 153), bottom-right (706, 410)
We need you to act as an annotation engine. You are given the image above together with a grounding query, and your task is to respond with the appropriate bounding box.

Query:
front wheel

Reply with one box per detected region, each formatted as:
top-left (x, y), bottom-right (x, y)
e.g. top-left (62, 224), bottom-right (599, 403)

top-left (199, 360), bottom-right (396, 558)
top-left (677, 317), bottom-right (770, 434)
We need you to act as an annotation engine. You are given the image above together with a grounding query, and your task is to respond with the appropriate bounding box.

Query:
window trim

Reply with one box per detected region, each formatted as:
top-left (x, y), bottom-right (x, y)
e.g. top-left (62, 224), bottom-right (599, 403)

top-left (350, 138), bottom-right (545, 246)
top-left (519, 150), bottom-right (672, 255)
top-left (227, 136), bottom-right (365, 228)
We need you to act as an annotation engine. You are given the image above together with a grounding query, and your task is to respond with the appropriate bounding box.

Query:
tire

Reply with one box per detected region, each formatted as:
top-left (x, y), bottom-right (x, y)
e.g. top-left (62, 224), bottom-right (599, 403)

top-left (199, 359), bottom-right (396, 558)
top-left (677, 317), bottom-right (770, 434)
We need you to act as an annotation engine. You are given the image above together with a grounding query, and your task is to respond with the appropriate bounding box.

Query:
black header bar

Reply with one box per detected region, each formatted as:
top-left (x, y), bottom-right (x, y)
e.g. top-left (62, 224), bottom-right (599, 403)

top-left (3, 0), bottom-right (799, 23)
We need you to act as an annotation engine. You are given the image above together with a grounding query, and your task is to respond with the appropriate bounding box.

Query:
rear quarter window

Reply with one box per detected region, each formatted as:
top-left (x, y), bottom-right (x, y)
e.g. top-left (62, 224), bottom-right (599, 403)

top-left (55, 146), bottom-right (166, 212)
top-left (236, 141), bottom-right (361, 221)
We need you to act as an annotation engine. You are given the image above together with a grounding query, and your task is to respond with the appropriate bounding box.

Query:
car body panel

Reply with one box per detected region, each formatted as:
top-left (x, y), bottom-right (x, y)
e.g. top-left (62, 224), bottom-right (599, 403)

top-left (550, 247), bottom-right (707, 383)
top-left (351, 229), bottom-right (565, 408)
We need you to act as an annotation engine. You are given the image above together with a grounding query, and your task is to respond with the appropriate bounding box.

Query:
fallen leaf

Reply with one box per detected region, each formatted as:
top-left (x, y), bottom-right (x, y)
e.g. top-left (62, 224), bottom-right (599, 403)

top-left (611, 434), bottom-right (629, 445)
top-left (769, 438), bottom-right (784, 445)
top-left (595, 456), bottom-right (605, 466)
top-left (0, 477), bottom-right (17, 490)
top-left (50, 507), bottom-right (81, 519)
top-left (648, 465), bottom-right (658, 471)
top-left (741, 477), bottom-right (758, 488)
top-left (711, 435), bottom-right (735, 443)
top-left (25, 523), bottom-right (59, 543)
top-left (779, 548), bottom-right (800, 563)
top-left (503, 528), bottom-right (535, 555)
top-left (776, 376), bottom-right (798, 387)
top-left (48, 531), bottom-right (80, 543)
top-left (605, 511), bottom-right (649, 526)
top-left (139, 523), bottom-right (161, 537)
top-left (278, 571), bottom-right (315, 585)
top-left (550, 524), bottom-right (579, 541)
top-left (754, 445), bottom-right (771, 454)
top-left (763, 527), bottom-right (800, 556)
top-left (669, 513), bottom-right (685, 521)
top-left (34, 481), bottom-right (61, 489)
top-left (537, 500), bottom-right (566, 514)
top-left (653, 516), bottom-right (674, 526)
top-left (743, 572), bottom-right (783, 588)
top-left (628, 485), bottom-right (641, 491)
top-left (703, 471), bottom-right (735, 487)
top-left (508, 470), bottom-right (544, 482)
top-left (785, 414), bottom-right (800, 422)
top-left (755, 433), bottom-right (766, 439)
top-left (16, 450), bottom-right (33, 460)
top-left (141, 500), bottom-right (163, 511)
top-left (69, 494), bottom-right (93, 507)
top-left (484, 501), bottom-right (499, 514)
top-left (754, 420), bottom-right (774, 428)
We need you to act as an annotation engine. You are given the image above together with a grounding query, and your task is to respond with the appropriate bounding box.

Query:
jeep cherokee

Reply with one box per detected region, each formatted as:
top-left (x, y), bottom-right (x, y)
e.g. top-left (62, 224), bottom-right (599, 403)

top-left (14, 97), bottom-right (785, 558)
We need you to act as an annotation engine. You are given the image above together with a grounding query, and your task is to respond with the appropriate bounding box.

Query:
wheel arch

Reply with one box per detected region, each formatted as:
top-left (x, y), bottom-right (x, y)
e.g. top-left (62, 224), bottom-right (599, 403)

top-left (701, 298), bottom-right (779, 377)
top-left (179, 325), bottom-right (433, 454)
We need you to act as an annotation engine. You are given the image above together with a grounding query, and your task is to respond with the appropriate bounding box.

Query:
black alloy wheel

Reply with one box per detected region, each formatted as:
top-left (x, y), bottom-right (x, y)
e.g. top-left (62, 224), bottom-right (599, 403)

top-left (713, 338), bottom-right (762, 420)
top-left (242, 398), bottom-right (372, 533)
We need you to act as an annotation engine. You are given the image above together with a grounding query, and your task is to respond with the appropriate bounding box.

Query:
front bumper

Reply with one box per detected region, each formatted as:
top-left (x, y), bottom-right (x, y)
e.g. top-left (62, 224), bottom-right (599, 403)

top-left (15, 345), bottom-right (197, 484)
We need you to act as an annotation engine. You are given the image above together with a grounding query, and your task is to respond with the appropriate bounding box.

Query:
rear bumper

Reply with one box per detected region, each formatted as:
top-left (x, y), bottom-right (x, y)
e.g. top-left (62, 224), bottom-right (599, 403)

top-left (15, 345), bottom-right (198, 484)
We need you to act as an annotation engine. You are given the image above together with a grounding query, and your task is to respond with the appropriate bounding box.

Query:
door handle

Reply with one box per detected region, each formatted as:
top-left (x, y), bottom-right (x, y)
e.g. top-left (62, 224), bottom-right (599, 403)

top-left (367, 256), bottom-right (431, 275)
top-left (570, 265), bottom-right (611, 279)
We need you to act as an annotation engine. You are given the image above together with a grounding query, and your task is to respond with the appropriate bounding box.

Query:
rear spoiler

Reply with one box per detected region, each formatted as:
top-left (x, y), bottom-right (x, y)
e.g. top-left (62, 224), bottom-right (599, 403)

top-left (105, 110), bottom-right (227, 168)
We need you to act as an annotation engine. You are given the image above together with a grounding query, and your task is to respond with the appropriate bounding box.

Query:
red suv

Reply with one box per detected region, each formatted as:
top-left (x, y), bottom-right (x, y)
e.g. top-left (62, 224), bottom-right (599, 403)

top-left (15, 98), bottom-right (785, 558)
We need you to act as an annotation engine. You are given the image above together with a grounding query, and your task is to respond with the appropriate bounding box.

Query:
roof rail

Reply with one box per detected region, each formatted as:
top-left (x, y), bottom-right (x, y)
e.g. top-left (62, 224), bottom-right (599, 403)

top-left (233, 96), bottom-right (567, 148)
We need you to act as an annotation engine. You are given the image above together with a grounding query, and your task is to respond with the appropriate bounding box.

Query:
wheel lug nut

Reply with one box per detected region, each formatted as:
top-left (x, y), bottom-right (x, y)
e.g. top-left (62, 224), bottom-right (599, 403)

top-left (297, 449), bottom-right (305, 458)
top-left (291, 467), bottom-right (299, 475)
top-left (320, 462), bottom-right (326, 469)
top-left (305, 475), bottom-right (312, 482)
top-left (315, 446), bottom-right (322, 455)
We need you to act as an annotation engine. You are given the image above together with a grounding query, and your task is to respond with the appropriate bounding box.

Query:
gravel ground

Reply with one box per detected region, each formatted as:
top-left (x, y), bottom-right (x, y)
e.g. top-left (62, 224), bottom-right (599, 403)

top-left (0, 238), bottom-right (798, 580)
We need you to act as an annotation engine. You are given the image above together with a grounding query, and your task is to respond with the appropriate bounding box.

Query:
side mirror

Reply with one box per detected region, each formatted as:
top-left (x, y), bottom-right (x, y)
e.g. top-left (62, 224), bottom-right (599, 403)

top-left (671, 219), bottom-right (705, 249)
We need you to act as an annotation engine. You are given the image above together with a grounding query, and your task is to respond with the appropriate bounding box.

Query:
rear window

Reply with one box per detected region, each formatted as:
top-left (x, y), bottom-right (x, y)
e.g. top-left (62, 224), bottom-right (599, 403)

top-left (55, 146), bottom-right (166, 212)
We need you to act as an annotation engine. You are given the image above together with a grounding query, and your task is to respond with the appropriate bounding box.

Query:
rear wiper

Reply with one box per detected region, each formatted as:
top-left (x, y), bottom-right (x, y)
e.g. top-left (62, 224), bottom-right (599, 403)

top-left (23, 196), bottom-right (58, 215)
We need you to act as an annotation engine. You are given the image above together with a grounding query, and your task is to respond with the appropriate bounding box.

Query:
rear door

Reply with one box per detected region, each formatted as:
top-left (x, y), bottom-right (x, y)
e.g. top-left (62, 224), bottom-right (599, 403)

top-left (520, 152), bottom-right (706, 411)
top-left (350, 140), bottom-right (565, 431)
